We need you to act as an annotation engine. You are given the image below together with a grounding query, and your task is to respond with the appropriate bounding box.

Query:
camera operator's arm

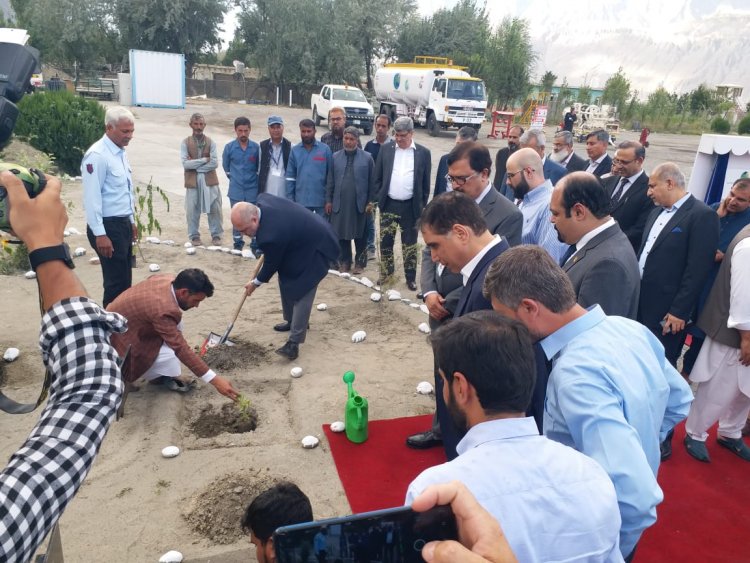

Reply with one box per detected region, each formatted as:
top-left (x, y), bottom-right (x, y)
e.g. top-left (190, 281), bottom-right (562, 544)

top-left (412, 481), bottom-right (518, 563)
top-left (0, 171), bottom-right (125, 562)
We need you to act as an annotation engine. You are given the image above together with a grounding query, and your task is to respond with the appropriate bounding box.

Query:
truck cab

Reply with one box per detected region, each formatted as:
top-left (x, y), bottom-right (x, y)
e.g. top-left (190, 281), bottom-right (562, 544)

top-left (311, 85), bottom-right (376, 135)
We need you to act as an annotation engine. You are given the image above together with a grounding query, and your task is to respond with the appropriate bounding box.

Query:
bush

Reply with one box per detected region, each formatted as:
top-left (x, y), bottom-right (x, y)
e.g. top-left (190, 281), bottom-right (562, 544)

top-left (738, 115), bottom-right (750, 136)
top-left (710, 116), bottom-right (731, 134)
top-left (14, 91), bottom-right (105, 175)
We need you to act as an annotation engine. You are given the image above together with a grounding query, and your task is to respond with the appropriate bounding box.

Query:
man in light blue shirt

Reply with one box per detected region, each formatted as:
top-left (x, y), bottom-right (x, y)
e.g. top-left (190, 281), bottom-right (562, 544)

top-left (286, 119), bottom-right (332, 216)
top-left (505, 147), bottom-right (569, 263)
top-left (222, 116), bottom-right (260, 252)
top-left (484, 245), bottom-right (693, 561)
top-left (406, 310), bottom-right (623, 562)
top-left (82, 106), bottom-right (136, 307)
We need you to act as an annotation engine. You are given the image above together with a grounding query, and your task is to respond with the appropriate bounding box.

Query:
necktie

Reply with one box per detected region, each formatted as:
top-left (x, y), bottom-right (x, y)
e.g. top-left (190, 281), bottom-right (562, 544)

top-left (611, 178), bottom-right (629, 202)
top-left (560, 244), bottom-right (577, 266)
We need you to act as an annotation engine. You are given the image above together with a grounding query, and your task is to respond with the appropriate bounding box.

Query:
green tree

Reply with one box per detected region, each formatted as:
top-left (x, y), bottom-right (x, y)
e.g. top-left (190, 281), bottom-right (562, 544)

top-left (689, 84), bottom-right (719, 115)
top-left (482, 17), bottom-right (536, 108)
top-left (337, 0), bottom-right (417, 89)
top-left (540, 70), bottom-right (557, 93)
top-left (601, 67), bottom-right (631, 115)
top-left (114, 0), bottom-right (228, 76)
top-left (645, 86), bottom-right (673, 120)
top-left (557, 77), bottom-right (572, 106)
top-left (576, 85), bottom-right (591, 104)
top-left (223, 34), bottom-right (251, 66)
top-left (11, 0), bottom-right (118, 71)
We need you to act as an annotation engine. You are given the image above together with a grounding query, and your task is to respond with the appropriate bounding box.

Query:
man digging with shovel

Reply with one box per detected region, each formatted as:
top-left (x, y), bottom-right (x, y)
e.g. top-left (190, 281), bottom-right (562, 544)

top-left (108, 268), bottom-right (240, 399)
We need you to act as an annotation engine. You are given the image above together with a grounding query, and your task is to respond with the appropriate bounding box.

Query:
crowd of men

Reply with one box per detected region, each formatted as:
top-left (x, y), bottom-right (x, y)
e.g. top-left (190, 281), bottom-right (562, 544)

top-left (2, 103), bottom-right (749, 562)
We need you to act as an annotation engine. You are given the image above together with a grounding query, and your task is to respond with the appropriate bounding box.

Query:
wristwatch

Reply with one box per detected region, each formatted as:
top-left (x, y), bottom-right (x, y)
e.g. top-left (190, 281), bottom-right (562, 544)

top-left (28, 243), bottom-right (75, 271)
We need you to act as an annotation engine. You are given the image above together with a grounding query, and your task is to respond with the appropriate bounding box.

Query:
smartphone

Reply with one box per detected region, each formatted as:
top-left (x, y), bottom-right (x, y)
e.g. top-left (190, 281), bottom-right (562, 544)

top-left (273, 504), bottom-right (458, 563)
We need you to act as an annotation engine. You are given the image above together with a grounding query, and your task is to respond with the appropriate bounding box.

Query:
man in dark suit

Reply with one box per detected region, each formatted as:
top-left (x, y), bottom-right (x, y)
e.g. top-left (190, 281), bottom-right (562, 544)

top-left (418, 192), bottom-right (510, 459)
top-left (231, 194), bottom-right (339, 360)
top-left (408, 142), bottom-right (522, 450)
top-left (433, 126), bottom-right (478, 197)
top-left (258, 115), bottom-right (291, 198)
top-left (371, 117), bottom-right (431, 291)
top-left (520, 128), bottom-right (568, 186)
top-left (493, 125), bottom-right (523, 200)
top-left (637, 163), bottom-right (720, 366)
top-left (584, 130), bottom-right (613, 180)
top-left (551, 130), bottom-right (588, 172)
top-left (551, 172), bottom-right (640, 319)
top-left (603, 141), bottom-right (654, 251)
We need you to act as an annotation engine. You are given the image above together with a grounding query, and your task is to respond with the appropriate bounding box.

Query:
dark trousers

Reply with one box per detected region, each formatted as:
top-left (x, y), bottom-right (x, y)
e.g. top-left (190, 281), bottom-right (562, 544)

top-left (87, 217), bottom-right (133, 307)
top-left (339, 237), bottom-right (367, 269)
top-left (380, 198), bottom-right (418, 283)
top-left (229, 197), bottom-right (259, 253)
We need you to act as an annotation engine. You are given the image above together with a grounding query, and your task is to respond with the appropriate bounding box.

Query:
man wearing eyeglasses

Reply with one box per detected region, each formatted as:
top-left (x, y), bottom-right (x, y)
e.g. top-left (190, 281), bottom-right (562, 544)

top-left (408, 142), bottom-right (522, 451)
top-left (371, 117), bottom-right (431, 291)
top-left (505, 148), bottom-right (569, 264)
top-left (603, 141), bottom-right (653, 251)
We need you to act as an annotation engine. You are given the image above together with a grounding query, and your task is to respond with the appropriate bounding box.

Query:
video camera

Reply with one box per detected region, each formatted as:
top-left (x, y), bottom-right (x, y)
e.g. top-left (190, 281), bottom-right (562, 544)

top-left (0, 39), bottom-right (45, 232)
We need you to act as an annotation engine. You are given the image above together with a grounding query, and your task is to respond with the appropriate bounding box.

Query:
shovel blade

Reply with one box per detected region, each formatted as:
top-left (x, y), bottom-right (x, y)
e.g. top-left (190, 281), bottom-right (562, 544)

top-left (199, 332), bottom-right (235, 356)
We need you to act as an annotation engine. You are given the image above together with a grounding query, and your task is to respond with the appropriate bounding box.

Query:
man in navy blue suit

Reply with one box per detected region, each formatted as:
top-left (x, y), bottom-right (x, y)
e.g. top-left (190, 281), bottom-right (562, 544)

top-left (231, 193), bottom-right (339, 360)
top-left (419, 192), bottom-right (510, 459)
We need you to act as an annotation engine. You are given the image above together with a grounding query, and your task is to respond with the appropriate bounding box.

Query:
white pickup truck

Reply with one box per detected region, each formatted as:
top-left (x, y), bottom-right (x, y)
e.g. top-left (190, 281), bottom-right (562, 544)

top-left (311, 84), bottom-right (376, 135)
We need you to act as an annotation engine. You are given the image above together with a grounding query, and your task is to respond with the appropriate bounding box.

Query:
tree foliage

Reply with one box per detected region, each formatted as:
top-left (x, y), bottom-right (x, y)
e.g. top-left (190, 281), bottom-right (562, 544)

top-left (602, 67), bottom-right (631, 115)
top-left (482, 17), bottom-right (536, 108)
top-left (577, 85), bottom-right (592, 104)
top-left (540, 71), bottom-right (557, 93)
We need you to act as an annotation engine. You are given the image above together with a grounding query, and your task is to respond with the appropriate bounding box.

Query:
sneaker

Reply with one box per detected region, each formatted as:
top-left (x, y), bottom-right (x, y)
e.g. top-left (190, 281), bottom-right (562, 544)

top-left (191, 237), bottom-right (204, 246)
top-left (212, 236), bottom-right (222, 246)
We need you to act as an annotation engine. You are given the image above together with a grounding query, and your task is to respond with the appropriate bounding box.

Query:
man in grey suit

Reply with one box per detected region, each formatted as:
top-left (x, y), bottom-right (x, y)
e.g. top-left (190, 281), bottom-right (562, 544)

top-left (520, 128), bottom-right (568, 186)
top-left (551, 130), bottom-right (588, 172)
top-left (551, 172), bottom-right (640, 319)
top-left (371, 117), bottom-right (432, 291)
top-left (407, 142), bottom-right (522, 450)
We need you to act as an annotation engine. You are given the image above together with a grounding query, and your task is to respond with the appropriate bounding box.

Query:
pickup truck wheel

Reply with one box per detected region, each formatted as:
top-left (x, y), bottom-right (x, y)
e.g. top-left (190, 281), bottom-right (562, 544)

top-left (313, 107), bottom-right (321, 126)
top-left (427, 113), bottom-right (439, 137)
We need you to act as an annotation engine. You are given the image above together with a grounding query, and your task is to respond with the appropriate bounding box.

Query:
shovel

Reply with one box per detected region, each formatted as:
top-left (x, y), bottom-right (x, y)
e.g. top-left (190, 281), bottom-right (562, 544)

top-left (200, 254), bottom-right (265, 355)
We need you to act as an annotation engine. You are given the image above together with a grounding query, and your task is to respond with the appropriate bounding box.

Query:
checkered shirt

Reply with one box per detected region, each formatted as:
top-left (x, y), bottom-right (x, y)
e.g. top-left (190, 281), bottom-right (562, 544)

top-left (0, 297), bottom-right (125, 562)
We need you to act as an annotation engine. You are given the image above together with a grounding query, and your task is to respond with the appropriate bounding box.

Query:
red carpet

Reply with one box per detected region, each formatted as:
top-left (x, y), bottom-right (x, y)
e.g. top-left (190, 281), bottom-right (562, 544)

top-left (323, 415), bottom-right (446, 513)
top-left (325, 417), bottom-right (749, 562)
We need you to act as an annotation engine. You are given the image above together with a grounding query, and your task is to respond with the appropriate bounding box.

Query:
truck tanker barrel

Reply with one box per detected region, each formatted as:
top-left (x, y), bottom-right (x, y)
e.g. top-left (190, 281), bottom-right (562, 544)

top-left (374, 57), bottom-right (487, 135)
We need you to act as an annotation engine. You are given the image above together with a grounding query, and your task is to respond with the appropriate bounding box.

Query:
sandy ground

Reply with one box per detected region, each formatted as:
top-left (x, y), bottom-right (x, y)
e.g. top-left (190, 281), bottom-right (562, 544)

top-left (0, 100), bottom-right (703, 562)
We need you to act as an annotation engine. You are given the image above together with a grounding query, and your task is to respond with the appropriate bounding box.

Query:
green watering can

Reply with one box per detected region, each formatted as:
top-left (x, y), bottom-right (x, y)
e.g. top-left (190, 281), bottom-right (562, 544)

top-left (343, 371), bottom-right (368, 443)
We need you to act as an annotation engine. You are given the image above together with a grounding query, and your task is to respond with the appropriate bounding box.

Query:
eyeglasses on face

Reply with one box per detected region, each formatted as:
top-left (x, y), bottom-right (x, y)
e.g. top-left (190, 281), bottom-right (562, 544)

top-left (446, 171), bottom-right (480, 187)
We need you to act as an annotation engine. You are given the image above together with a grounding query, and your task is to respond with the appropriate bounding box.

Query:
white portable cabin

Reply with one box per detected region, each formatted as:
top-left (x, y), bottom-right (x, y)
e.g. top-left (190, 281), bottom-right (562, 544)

top-left (688, 134), bottom-right (750, 204)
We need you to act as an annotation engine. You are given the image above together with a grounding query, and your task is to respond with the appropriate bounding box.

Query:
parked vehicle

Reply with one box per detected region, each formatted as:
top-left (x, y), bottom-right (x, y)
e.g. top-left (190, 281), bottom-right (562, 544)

top-left (311, 84), bottom-right (375, 135)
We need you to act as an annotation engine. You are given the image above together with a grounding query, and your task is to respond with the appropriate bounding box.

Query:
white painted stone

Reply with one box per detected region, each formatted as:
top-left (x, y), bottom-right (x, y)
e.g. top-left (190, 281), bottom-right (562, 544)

top-left (351, 330), bottom-right (367, 343)
top-left (3, 347), bottom-right (20, 362)
top-left (63, 229), bottom-right (70, 237)
top-left (230, 249), bottom-right (242, 255)
top-left (185, 248), bottom-right (197, 255)
top-left (68, 227), bottom-right (81, 235)
top-left (359, 276), bottom-right (374, 288)
top-left (161, 446), bottom-right (180, 458)
top-left (330, 421), bottom-right (345, 433)
top-left (146, 236), bottom-right (161, 244)
top-left (301, 435), bottom-right (319, 449)
top-left (418, 322), bottom-right (431, 334)
top-left (290, 366), bottom-right (304, 378)
top-left (24, 270), bottom-right (36, 279)
top-left (149, 263), bottom-right (161, 272)
top-left (316, 303), bottom-right (328, 311)
top-left (416, 381), bottom-right (434, 395)
top-left (409, 303), bottom-right (420, 309)
top-left (370, 292), bottom-right (382, 302)
top-left (350, 276), bottom-right (360, 283)
top-left (339, 272), bottom-right (351, 279)
top-left (159, 550), bottom-right (184, 563)
top-left (161, 239), bottom-right (175, 246)
top-left (89, 257), bottom-right (100, 265)
top-left (420, 304), bottom-right (429, 315)
top-left (241, 249), bottom-right (255, 259)
top-left (73, 246), bottom-right (86, 257)
top-left (387, 291), bottom-right (401, 301)
top-left (184, 242), bottom-right (193, 248)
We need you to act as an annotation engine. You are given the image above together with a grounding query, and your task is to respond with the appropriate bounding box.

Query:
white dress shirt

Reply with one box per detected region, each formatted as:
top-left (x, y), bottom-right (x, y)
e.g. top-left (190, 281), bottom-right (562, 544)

top-left (388, 141), bottom-right (415, 200)
top-left (567, 218), bottom-right (617, 263)
top-left (586, 154), bottom-right (607, 174)
top-left (460, 235), bottom-right (502, 285)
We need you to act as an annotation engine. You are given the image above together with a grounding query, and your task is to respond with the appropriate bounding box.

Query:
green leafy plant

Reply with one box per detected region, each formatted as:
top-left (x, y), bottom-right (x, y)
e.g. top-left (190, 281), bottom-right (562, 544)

top-left (738, 115), bottom-right (750, 136)
top-left (14, 91), bottom-right (105, 175)
top-left (710, 116), bottom-right (731, 134)
top-left (376, 210), bottom-right (421, 291)
top-left (134, 177), bottom-right (170, 240)
top-left (0, 241), bottom-right (30, 275)
top-left (235, 394), bottom-right (254, 421)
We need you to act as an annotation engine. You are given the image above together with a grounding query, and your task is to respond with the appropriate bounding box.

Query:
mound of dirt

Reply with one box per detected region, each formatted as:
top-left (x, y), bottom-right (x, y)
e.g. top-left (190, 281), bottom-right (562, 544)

top-left (183, 470), bottom-right (280, 544)
top-left (190, 402), bottom-right (258, 438)
top-left (202, 338), bottom-right (270, 371)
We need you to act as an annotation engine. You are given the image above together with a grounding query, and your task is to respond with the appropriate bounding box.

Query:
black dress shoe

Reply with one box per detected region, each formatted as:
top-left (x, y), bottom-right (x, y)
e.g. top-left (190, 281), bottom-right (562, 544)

top-left (406, 430), bottom-right (442, 449)
top-left (660, 429), bottom-right (674, 461)
top-left (273, 321), bottom-right (291, 332)
top-left (275, 341), bottom-right (299, 360)
top-left (407, 280), bottom-right (417, 291)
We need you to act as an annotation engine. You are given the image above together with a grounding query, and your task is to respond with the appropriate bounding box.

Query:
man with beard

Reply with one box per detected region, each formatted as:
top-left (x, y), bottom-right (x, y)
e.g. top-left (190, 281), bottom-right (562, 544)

top-left (223, 117), bottom-right (261, 252)
top-left (181, 113), bottom-right (224, 247)
top-left (493, 125), bottom-right (523, 200)
top-left (321, 106), bottom-right (361, 154)
top-left (484, 246), bottom-right (692, 561)
top-left (405, 311), bottom-right (622, 562)
top-left (551, 130), bottom-right (588, 172)
top-left (505, 147), bottom-right (569, 263)
top-left (286, 119), bottom-right (333, 215)
top-left (107, 268), bottom-right (239, 399)
top-left (259, 115), bottom-right (292, 198)
top-left (519, 128), bottom-right (568, 186)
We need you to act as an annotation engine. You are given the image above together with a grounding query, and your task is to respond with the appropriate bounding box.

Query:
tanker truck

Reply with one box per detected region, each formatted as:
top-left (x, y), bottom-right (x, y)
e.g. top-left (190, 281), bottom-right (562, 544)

top-left (374, 56), bottom-right (487, 136)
